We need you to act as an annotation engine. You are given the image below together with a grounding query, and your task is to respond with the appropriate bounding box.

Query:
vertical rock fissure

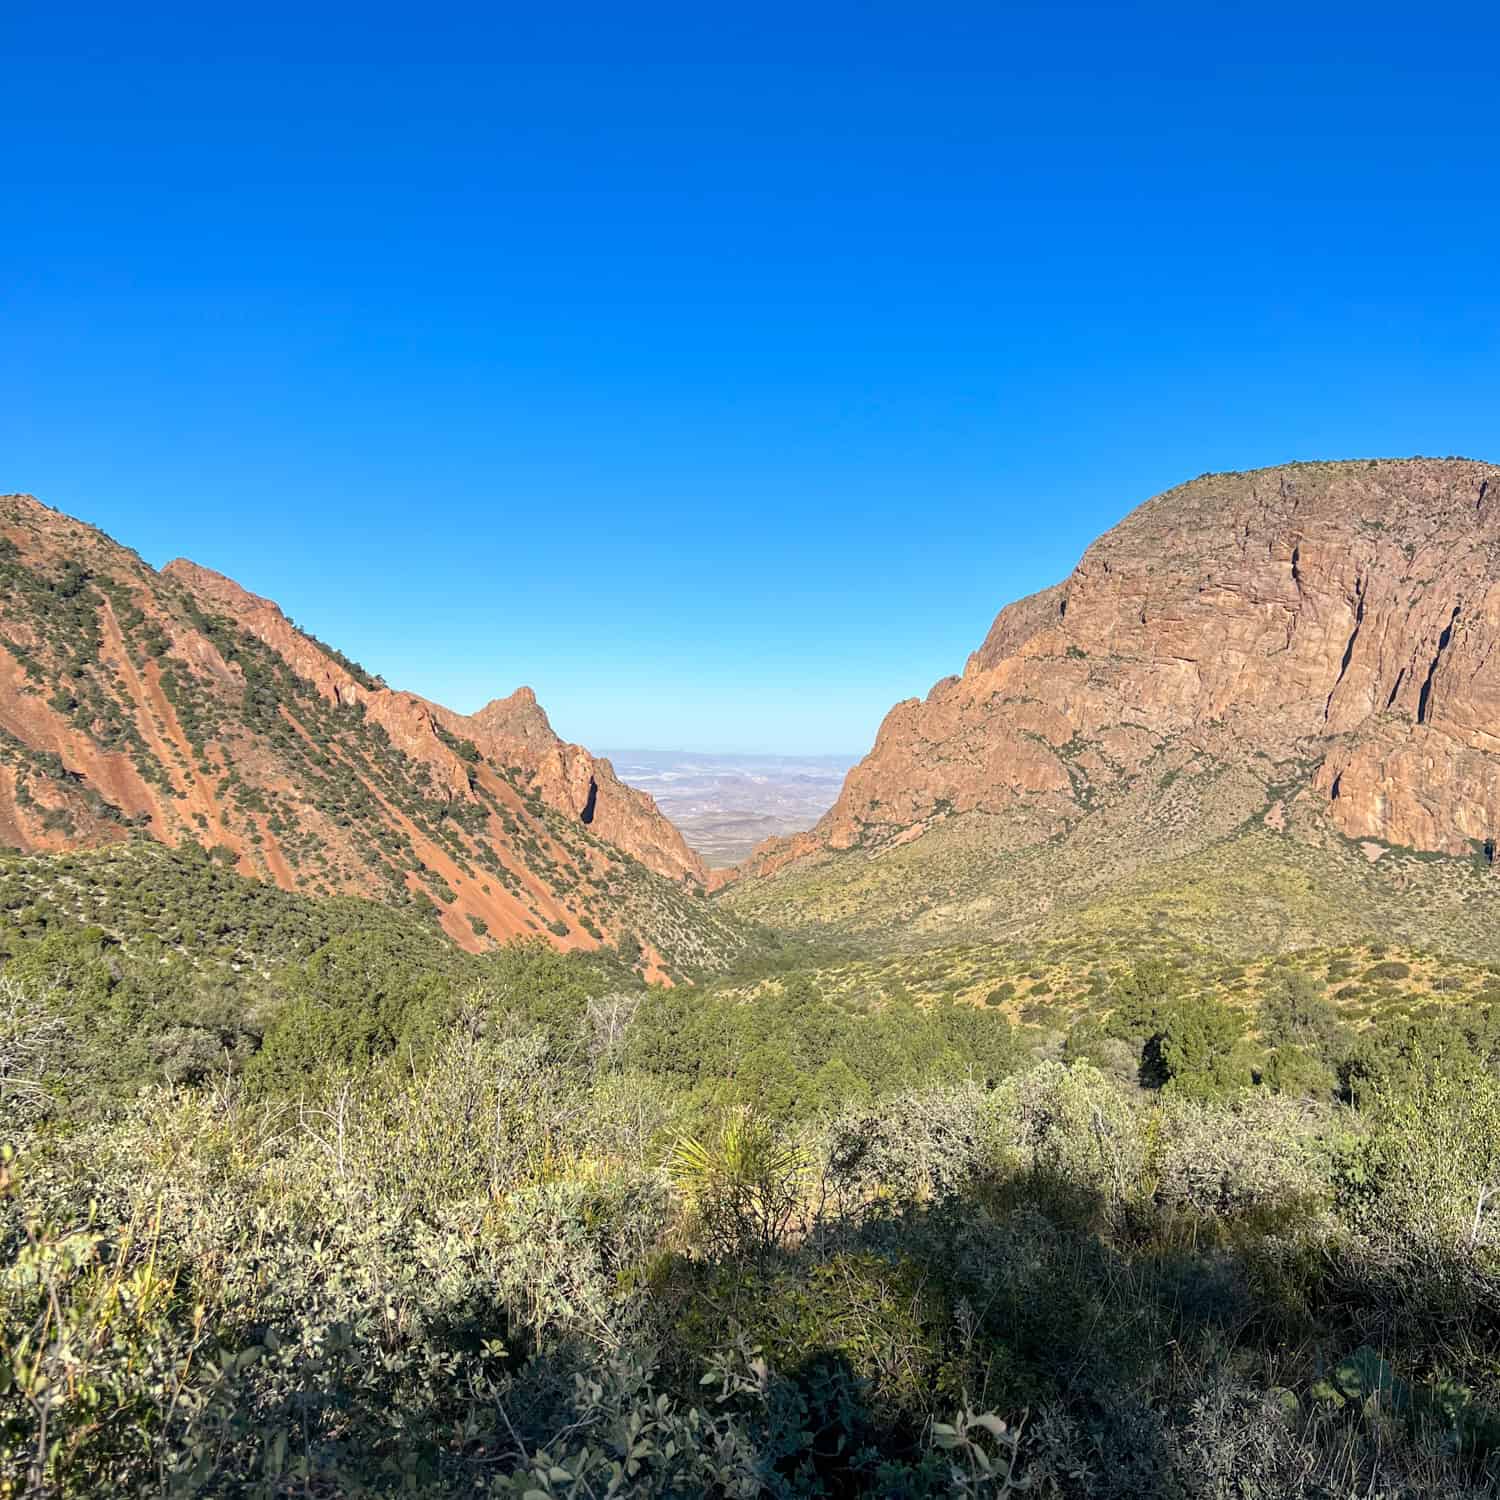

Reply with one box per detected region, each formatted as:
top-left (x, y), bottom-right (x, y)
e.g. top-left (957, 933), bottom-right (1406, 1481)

top-left (1324, 578), bottom-right (1366, 719)
top-left (1417, 605), bottom-right (1461, 725)
top-left (579, 777), bottom-right (598, 825)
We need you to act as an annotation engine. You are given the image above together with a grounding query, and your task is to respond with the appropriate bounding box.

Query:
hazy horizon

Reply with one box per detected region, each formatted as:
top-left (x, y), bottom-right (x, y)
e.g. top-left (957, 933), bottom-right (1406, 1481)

top-left (598, 747), bottom-right (864, 764)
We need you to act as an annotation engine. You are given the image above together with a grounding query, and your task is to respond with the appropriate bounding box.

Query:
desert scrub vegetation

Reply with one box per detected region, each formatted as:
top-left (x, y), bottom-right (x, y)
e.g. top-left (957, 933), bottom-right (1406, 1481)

top-left (5, 846), bottom-right (1500, 1495)
top-left (720, 799), bottom-right (1500, 966)
top-left (7, 924), bottom-right (1500, 1497)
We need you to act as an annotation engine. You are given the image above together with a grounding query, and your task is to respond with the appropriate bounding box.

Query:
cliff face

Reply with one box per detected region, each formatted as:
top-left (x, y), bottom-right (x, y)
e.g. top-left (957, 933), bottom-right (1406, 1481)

top-left (0, 494), bottom-right (709, 971)
top-left (736, 458), bottom-right (1500, 878)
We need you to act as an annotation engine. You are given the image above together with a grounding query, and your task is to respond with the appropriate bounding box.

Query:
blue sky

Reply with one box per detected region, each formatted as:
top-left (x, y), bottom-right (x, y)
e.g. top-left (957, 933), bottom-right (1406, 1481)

top-left (4, 3), bottom-right (1497, 754)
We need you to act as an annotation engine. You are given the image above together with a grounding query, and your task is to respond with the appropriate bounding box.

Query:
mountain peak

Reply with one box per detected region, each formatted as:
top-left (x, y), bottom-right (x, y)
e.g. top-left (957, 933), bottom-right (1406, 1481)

top-left (731, 456), bottom-right (1500, 886)
top-left (471, 685), bottom-right (554, 743)
top-left (162, 557), bottom-right (274, 608)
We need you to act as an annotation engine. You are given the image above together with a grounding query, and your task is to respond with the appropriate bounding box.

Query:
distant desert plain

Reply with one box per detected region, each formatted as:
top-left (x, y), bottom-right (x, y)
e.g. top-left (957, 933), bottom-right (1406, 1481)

top-left (603, 749), bottom-right (855, 866)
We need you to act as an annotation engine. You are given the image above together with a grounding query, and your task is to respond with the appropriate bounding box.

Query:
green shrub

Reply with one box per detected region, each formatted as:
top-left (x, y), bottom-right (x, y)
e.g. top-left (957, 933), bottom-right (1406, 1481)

top-left (670, 1110), bottom-right (806, 1256)
top-left (1337, 1041), bottom-right (1500, 1272)
top-left (1150, 995), bottom-right (1253, 1099)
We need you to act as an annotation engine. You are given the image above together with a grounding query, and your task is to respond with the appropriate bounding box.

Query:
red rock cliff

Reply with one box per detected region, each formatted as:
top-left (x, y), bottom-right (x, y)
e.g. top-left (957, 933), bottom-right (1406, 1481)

top-left (734, 458), bottom-right (1500, 877)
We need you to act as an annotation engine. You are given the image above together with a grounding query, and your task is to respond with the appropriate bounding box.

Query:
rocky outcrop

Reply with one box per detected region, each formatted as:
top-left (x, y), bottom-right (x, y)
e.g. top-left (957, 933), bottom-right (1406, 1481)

top-left (460, 690), bottom-right (705, 885)
top-left (0, 493), bottom-right (709, 970)
top-left (735, 458), bottom-right (1500, 878)
top-left (162, 561), bottom-right (708, 887)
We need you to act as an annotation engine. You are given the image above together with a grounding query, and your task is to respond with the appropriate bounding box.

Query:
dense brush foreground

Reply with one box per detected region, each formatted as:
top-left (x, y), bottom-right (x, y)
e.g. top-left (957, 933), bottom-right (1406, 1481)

top-left (5, 849), bottom-right (1500, 1497)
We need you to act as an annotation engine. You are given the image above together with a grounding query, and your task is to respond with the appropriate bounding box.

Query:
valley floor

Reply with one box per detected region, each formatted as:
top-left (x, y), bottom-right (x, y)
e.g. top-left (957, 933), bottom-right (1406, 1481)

top-left (604, 749), bottom-right (855, 867)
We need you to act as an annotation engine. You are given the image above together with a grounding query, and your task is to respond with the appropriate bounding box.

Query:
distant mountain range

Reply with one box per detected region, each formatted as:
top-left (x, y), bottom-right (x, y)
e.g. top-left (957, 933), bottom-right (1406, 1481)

top-left (602, 749), bottom-right (856, 866)
top-left (8, 456), bottom-right (1500, 971)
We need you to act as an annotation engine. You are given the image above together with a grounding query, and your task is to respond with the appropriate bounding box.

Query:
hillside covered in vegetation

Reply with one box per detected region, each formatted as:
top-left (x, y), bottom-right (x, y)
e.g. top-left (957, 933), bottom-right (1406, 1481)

top-left (0, 493), bottom-right (741, 979)
top-left (6, 829), bottom-right (1500, 1497)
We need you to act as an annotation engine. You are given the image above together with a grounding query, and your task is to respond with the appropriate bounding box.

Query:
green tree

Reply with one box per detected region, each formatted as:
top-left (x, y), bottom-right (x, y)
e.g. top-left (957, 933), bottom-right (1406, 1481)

top-left (809, 1055), bottom-right (871, 1115)
top-left (247, 929), bottom-right (457, 1091)
top-left (1107, 958), bottom-right (1186, 1042)
top-left (1261, 1043), bottom-right (1336, 1098)
top-left (1150, 995), bottom-right (1251, 1100)
top-left (1261, 970), bottom-right (1344, 1059)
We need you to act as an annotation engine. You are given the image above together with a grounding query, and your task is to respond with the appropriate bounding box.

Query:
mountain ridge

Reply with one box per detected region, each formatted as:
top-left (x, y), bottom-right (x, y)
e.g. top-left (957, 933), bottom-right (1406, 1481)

top-left (0, 492), bottom-right (737, 978)
top-left (156, 554), bottom-right (708, 889)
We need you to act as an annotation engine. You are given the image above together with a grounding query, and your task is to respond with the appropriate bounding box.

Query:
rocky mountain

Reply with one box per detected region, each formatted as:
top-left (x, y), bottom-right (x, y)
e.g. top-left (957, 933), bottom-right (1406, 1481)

top-left (728, 458), bottom-right (1500, 898)
top-left (0, 493), bottom-right (739, 977)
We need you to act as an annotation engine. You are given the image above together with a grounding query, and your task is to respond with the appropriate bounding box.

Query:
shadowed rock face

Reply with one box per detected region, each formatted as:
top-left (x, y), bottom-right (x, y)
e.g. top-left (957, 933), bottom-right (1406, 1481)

top-left (733, 458), bottom-right (1500, 880)
top-left (0, 494), bottom-right (706, 967)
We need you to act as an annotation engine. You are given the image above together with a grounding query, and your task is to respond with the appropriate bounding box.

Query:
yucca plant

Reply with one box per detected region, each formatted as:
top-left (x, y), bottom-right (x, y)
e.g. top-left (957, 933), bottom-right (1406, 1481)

top-left (668, 1111), bottom-right (807, 1256)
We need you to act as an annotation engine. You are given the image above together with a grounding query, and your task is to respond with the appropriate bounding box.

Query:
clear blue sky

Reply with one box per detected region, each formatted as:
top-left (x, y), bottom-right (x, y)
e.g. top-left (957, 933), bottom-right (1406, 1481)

top-left (4, 3), bottom-right (1497, 754)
